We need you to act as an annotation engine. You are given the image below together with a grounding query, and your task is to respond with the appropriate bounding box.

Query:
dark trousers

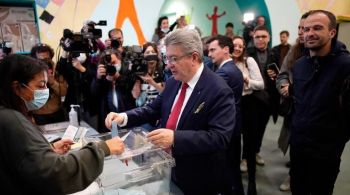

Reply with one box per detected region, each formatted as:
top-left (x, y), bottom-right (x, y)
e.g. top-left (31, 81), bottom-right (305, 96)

top-left (228, 134), bottom-right (244, 195)
top-left (255, 104), bottom-right (270, 153)
top-left (290, 146), bottom-right (344, 195)
top-left (241, 95), bottom-right (260, 181)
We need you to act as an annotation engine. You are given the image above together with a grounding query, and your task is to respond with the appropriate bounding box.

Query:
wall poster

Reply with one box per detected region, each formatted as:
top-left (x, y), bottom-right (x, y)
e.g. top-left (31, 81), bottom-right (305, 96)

top-left (0, 5), bottom-right (39, 53)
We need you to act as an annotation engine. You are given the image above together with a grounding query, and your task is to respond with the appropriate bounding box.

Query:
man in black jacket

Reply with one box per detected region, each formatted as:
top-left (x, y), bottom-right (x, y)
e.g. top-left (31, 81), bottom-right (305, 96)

top-left (246, 25), bottom-right (279, 166)
top-left (290, 10), bottom-right (350, 195)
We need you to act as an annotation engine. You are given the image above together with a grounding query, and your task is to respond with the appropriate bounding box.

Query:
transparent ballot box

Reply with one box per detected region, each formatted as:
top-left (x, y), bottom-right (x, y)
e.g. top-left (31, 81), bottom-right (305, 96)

top-left (99, 128), bottom-right (176, 195)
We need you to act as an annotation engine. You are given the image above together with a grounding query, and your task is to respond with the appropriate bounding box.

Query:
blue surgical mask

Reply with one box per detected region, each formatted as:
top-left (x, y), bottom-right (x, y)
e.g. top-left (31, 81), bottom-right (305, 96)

top-left (22, 84), bottom-right (50, 111)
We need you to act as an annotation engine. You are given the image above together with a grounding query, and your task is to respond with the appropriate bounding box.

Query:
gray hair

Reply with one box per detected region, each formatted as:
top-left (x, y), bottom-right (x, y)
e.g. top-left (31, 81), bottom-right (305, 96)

top-left (164, 28), bottom-right (203, 62)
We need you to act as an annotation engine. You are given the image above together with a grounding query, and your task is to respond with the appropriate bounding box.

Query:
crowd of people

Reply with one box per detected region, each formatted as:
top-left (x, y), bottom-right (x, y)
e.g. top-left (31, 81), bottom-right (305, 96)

top-left (0, 9), bottom-right (349, 195)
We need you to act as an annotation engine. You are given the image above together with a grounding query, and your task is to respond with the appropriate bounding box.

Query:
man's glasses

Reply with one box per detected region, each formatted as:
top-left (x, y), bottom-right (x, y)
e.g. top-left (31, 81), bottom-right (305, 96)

top-left (254, 35), bottom-right (268, 39)
top-left (164, 54), bottom-right (190, 65)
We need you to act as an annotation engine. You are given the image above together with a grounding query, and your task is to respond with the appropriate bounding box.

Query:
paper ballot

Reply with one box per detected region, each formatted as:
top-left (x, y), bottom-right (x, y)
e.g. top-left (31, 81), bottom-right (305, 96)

top-left (62, 125), bottom-right (87, 143)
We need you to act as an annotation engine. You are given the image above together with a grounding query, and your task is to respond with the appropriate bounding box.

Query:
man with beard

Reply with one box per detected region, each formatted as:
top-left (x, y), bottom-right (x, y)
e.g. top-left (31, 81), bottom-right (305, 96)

top-left (290, 10), bottom-right (350, 195)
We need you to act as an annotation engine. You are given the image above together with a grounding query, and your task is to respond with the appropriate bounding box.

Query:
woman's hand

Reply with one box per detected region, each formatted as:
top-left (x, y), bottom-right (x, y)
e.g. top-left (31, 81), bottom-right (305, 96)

top-left (139, 74), bottom-right (154, 84)
top-left (105, 137), bottom-right (125, 155)
top-left (52, 139), bottom-right (74, 154)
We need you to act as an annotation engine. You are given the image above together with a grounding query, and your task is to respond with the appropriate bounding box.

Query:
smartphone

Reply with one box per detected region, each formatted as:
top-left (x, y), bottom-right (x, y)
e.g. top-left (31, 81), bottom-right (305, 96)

top-left (267, 63), bottom-right (280, 74)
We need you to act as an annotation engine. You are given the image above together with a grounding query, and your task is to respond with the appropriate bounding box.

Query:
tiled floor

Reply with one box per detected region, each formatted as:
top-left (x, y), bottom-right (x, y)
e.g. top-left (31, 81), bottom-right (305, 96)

top-left (248, 117), bottom-right (350, 195)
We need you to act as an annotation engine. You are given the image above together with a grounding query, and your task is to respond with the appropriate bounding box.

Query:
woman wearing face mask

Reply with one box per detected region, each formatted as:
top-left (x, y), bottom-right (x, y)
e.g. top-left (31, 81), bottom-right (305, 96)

top-left (132, 42), bottom-right (164, 106)
top-left (0, 54), bottom-right (125, 194)
top-left (91, 49), bottom-right (135, 133)
top-left (232, 36), bottom-right (264, 195)
top-left (131, 42), bottom-right (164, 130)
top-left (152, 16), bottom-right (170, 45)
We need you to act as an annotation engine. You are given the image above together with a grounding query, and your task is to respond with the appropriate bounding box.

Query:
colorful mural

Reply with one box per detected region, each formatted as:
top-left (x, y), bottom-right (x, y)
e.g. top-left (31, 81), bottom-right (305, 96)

top-left (2, 0), bottom-right (349, 55)
top-left (296, 0), bottom-right (350, 16)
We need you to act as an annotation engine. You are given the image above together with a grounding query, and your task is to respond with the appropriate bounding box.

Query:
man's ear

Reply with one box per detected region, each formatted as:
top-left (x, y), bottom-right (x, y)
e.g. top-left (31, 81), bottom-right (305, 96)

top-left (329, 29), bottom-right (337, 39)
top-left (224, 46), bottom-right (230, 55)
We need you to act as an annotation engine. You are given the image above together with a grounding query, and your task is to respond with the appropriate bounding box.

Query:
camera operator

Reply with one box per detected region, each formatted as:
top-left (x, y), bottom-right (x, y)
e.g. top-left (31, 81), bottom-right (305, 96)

top-left (131, 42), bottom-right (165, 130)
top-left (243, 15), bottom-right (266, 49)
top-left (132, 42), bottom-right (164, 106)
top-left (30, 43), bottom-right (68, 125)
top-left (105, 28), bottom-right (124, 53)
top-left (91, 48), bottom-right (135, 132)
top-left (82, 20), bottom-right (106, 64)
top-left (56, 49), bottom-right (98, 128)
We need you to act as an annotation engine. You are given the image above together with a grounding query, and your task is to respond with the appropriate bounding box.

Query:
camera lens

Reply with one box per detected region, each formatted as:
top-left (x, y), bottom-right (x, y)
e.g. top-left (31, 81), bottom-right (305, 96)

top-left (106, 64), bottom-right (116, 75)
top-left (111, 39), bottom-right (120, 49)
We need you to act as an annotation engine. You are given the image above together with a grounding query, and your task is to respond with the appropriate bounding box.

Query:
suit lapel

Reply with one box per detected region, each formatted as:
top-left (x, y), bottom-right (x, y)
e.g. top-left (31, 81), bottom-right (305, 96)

top-left (177, 67), bottom-right (208, 129)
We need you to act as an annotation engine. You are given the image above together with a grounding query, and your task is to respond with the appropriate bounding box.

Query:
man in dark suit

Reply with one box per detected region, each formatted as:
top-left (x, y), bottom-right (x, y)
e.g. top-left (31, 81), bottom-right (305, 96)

top-left (105, 29), bottom-right (236, 194)
top-left (207, 35), bottom-right (245, 195)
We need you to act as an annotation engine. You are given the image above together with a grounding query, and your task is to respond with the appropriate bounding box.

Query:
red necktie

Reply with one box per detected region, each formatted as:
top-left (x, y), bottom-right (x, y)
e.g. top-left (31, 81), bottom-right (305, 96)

top-left (166, 82), bottom-right (189, 130)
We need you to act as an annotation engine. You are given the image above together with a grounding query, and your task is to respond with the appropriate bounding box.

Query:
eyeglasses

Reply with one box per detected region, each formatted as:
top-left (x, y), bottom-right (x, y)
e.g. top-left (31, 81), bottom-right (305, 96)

top-left (164, 54), bottom-right (190, 65)
top-left (254, 35), bottom-right (268, 39)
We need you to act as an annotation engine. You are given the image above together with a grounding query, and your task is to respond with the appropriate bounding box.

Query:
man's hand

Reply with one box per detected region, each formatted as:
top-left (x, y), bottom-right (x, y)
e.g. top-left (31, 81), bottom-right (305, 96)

top-left (147, 129), bottom-right (174, 149)
top-left (280, 84), bottom-right (290, 97)
top-left (105, 112), bottom-right (124, 130)
top-left (105, 38), bottom-right (111, 48)
top-left (72, 58), bottom-right (86, 72)
top-left (52, 139), bottom-right (74, 154)
top-left (267, 69), bottom-right (277, 80)
top-left (97, 64), bottom-right (106, 79)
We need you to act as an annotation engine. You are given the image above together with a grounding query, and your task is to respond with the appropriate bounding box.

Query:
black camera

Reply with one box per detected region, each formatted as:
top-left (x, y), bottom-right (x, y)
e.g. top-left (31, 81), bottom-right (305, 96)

top-left (123, 45), bottom-right (148, 76)
top-left (60, 29), bottom-right (90, 54)
top-left (102, 50), bottom-right (117, 76)
top-left (0, 41), bottom-right (12, 54)
top-left (60, 20), bottom-right (107, 55)
top-left (111, 39), bottom-right (120, 49)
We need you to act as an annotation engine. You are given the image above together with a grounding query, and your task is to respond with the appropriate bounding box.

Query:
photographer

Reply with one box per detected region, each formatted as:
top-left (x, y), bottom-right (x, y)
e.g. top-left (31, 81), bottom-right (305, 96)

top-left (91, 48), bottom-right (135, 132)
top-left (81, 20), bottom-right (106, 65)
top-left (105, 28), bottom-right (124, 53)
top-left (132, 42), bottom-right (164, 107)
top-left (30, 43), bottom-right (68, 125)
top-left (56, 50), bottom-right (98, 128)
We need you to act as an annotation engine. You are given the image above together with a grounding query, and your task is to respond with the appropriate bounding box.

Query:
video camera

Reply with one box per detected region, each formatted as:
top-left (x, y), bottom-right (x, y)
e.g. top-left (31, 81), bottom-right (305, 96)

top-left (0, 41), bottom-right (13, 54)
top-left (123, 45), bottom-right (148, 76)
top-left (60, 20), bottom-right (107, 56)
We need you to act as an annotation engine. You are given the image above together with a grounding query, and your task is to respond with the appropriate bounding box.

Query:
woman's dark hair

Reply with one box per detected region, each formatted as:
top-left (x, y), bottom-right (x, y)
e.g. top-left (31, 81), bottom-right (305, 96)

top-left (142, 42), bottom-right (162, 75)
top-left (30, 43), bottom-right (55, 59)
top-left (0, 54), bottom-right (48, 112)
top-left (142, 42), bottom-right (159, 54)
top-left (154, 16), bottom-right (168, 39)
top-left (232, 35), bottom-right (246, 63)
